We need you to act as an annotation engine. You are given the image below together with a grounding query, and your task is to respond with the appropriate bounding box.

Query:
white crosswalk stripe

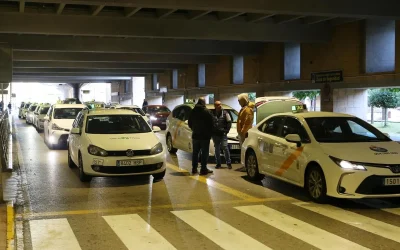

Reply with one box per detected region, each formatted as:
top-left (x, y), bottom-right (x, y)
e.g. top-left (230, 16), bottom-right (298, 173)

top-left (172, 209), bottom-right (271, 250)
top-left (30, 218), bottom-right (82, 250)
top-left (294, 202), bottom-right (400, 243)
top-left (235, 205), bottom-right (369, 250)
top-left (354, 199), bottom-right (400, 216)
top-left (103, 214), bottom-right (177, 250)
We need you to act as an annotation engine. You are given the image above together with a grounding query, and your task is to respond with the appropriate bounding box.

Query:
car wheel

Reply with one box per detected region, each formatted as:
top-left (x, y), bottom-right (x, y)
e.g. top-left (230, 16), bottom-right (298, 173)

top-left (166, 134), bottom-right (177, 153)
top-left (79, 154), bottom-right (92, 182)
top-left (68, 147), bottom-right (76, 168)
top-left (305, 165), bottom-right (328, 203)
top-left (246, 150), bottom-right (264, 181)
top-left (152, 169), bottom-right (166, 180)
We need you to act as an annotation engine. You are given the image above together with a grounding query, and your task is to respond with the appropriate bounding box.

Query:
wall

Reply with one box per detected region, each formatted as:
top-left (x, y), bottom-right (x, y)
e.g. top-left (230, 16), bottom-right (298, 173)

top-left (80, 83), bottom-right (110, 103)
top-left (263, 91), bottom-right (292, 97)
top-left (220, 93), bottom-right (240, 111)
top-left (132, 77), bottom-right (145, 107)
top-left (206, 56), bottom-right (231, 86)
top-left (147, 97), bottom-right (162, 105)
top-left (333, 88), bottom-right (368, 120)
top-left (164, 96), bottom-right (184, 110)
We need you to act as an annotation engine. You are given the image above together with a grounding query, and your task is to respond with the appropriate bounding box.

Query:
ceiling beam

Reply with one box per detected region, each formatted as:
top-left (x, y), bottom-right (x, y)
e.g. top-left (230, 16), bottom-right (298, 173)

top-left (19, 1), bottom-right (25, 13)
top-left (274, 15), bottom-right (306, 24)
top-left (12, 76), bottom-right (133, 82)
top-left (302, 16), bottom-right (336, 25)
top-left (13, 68), bottom-right (173, 74)
top-left (330, 17), bottom-right (364, 26)
top-left (247, 13), bottom-right (274, 23)
top-left (124, 7), bottom-right (141, 17)
top-left (0, 13), bottom-right (331, 42)
top-left (188, 10), bottom-right (212, 20)
top-left (56, 3), bottom-right (66, 15)
top-left (91, 5), bottom-right (104, 16)
top-left (13, 61), bottom-right (186, 69)
top-left (157, 9), bottom-right (177, 19)
top-left (0, 34), bottom-right (264, 55)
top-left (6, 0), bottom-right (400, 19)
top-left (218, 12), bottom-right (245, 22)
top-left (13, 51), bottom-right (218, 63)
top-left (14, 70), bottom-right (163, 77)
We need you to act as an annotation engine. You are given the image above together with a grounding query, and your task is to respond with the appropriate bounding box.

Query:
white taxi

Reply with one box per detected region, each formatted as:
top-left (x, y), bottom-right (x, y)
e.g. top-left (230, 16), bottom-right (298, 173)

top-left (242, 106), bottom-right (400, 202)
top-left (166, 103), bottom-right (240, 158)
top-left (34, 104), bottom-right (51, 131)
top-left (44, 104), bottom-right (86, 149)
top-left (67, 109), bottom-right (165, 182)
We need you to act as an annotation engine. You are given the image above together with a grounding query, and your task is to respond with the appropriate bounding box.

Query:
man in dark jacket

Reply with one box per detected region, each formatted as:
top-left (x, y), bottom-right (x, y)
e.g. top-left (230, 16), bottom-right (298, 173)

top-left (211, 101), bottom-right (232, 169)
top-left (188, 97), bottom-right (214, 175)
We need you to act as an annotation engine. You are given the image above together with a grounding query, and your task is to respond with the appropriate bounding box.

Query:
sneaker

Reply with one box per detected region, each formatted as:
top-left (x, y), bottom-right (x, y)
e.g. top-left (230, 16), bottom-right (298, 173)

top-left (192, 168), bottom-right (198, 174)
top-left (227, 164), bottom-right (232, 169)
top-left (200, 168), bottom-right (213, 175)
top-left (215, 165), bottom-right (222, 169)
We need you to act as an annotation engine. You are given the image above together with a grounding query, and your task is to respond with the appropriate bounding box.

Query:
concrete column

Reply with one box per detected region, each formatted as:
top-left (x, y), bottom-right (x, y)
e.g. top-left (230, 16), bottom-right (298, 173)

top-left (69, 83), bottom-right (81, 100)
top-left (320, 83), bottom-right (333, 112)
top-left (333, 88), bottom-right (368, 120)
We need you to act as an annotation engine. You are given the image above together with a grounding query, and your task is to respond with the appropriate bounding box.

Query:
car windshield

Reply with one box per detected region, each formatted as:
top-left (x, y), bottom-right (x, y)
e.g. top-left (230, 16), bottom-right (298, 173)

top-left (147, 106), bottom-right (170, 113)
top-left (86, 115), bottom-right (151, 134)
top-left (53, 108), bottom-right (83, 119)
top-left (305, 117), bottom-right (391, 143)
top-left (24, 104), bottom-right (30, 108)
top-left (117, 107), bottom-right (145, 116)
top-left (40, 107), bottom-right (50, 114)
top-left (29, 106), bottom-right (37, 111)
top-left (209, 108), bottom-right (239, 123)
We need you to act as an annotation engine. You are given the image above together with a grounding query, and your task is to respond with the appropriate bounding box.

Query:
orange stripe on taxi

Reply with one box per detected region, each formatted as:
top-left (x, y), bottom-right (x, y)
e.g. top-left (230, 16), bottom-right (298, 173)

top-left (173, 121), bottom-right (183, 140)
top-left (275, 147), bottom-right (304, 176)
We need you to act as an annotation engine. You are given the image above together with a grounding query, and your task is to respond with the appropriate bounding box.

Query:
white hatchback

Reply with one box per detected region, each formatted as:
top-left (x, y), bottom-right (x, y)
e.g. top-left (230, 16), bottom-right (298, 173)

top-left (242, 108), bottom-right (400, 202)
top-left (68, 109), bottom-right (165, 182)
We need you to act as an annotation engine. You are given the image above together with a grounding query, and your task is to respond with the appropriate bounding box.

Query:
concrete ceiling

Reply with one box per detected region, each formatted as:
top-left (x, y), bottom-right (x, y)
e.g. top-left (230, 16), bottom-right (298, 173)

top-left (1, 0), bottom-right (398, 82)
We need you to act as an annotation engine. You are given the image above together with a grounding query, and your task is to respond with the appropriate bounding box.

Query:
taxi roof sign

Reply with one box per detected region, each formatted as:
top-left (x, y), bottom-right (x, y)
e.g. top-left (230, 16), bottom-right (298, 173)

top-left (292, 104), bottom-right (307, 113)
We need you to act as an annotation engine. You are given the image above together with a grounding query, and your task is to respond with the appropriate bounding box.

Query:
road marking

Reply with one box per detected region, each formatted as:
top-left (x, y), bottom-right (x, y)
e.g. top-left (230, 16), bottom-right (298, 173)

top-left (167, 163), bottom-right (266, 201)
top-left (353, 199), bottom-right (400, 216)
top-left (172, 209), bottom-right (271, 250)
top-left (275, 147), bottom-right (303, 176)
top-left (235, 205), bottom-right (369, 250)
top-left (6, 202), bottom-right (15, 250)
top-left (103, 214), bottom-right (176, 250)
top-left (294, 202), bottom-right (400, 243)
top-left (30, 218), bottom-right (82, 250)
top-left (16, 197), bottom-right (293, 220)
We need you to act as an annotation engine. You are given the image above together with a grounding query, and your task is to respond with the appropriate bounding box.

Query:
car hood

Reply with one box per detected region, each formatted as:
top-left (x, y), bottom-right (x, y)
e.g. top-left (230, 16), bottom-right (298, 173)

top-left (319, 141), bottom-right (400, 164)
top-left (54, 119), bottom-right (74, 130)
top-left (86, 133), bottom-right (160, 150)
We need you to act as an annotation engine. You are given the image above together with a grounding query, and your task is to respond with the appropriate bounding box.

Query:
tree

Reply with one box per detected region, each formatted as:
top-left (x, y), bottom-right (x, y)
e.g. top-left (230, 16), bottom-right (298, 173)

top-left (368, 90), bottom-right (398, 127)
top-left (292, 90), bottom-right (320, 111)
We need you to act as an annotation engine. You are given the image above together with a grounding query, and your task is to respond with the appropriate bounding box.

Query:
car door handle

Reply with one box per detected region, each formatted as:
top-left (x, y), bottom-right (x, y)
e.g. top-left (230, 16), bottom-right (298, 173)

top-left (275, 142), bottom-right (286, 148)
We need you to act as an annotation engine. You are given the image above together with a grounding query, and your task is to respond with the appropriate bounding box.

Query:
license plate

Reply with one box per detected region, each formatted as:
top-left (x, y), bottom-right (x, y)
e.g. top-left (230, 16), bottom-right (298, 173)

top-left (384, 177), bottom-right (400, 186)
top-left (117, 159), bottom-right (144, 166)
top-left (230, 144), bottom-right (240, 150)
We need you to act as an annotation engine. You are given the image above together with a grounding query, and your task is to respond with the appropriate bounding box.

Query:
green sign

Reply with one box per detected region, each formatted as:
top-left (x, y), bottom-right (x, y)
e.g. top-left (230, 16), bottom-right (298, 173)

top-left (311, 70), bottom-right (343, 83)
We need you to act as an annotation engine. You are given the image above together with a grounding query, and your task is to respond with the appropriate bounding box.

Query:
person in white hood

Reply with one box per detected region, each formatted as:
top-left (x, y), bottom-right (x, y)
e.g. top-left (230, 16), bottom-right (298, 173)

top-left (237, 93), bottom-right (254, 172)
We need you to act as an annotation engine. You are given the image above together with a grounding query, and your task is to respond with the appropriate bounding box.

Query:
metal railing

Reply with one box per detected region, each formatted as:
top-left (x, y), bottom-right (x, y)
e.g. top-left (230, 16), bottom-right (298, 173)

top-left (0, 111), bottom-right (10, 171)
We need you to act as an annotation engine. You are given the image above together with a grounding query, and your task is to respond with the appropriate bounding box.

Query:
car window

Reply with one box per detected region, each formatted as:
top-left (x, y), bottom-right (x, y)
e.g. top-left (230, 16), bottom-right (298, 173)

top-left (305, 117), bottom-right (391, 143)
top-left (29, 105), bottom-right (37, 111)
top-left (172, 107), bottom-right (182, 119)
top-left (282, 117), bottom-right (310, 142)
top-left (183, 106), bottom-right (192, 121)
top-left (259, 116), bottom-right (284, 136)
top-left (85, 115), bottom-right (151, 134)
top-left (72, 113), bottom-right (81, 128)
top-left (40, 107), bottom-right (50, 115)
top-left (147, 106), bottom-right (171, 113)
top-left (53, 108), bottom-right (83, 119)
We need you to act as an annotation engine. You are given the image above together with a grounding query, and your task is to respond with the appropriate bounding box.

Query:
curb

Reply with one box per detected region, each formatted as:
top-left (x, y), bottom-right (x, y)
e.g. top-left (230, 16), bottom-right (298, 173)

top-left (6, 201), bottom-right (14, 250)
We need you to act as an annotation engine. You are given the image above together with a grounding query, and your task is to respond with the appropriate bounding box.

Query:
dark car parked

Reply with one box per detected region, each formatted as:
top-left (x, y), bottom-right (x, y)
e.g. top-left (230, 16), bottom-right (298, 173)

top-left (143, 105), bottom-right (171, 130)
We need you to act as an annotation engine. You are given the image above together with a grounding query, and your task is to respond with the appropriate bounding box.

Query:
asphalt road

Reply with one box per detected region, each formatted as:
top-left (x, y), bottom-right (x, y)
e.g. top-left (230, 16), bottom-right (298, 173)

top-left (10, 117), bottom-right (400, 250)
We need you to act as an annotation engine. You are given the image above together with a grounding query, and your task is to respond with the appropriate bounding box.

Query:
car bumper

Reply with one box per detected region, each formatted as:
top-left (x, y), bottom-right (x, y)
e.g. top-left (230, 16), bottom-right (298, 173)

top-left (49, 130), bottom-right (70, 145)
top-left (81, 150), bottom-right (166, 177)
top-left (327, 166), bottom-right (400, 198)
top-left (209, 139), bottom-right (240, 158)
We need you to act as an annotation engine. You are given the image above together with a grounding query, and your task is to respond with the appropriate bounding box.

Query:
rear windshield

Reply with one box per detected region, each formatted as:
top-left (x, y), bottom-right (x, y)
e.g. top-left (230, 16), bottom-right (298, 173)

top-left (40, 107), bottom-right (50, 115)
top-left (147, 106), bottom-right (171, 113)
top-left (86, 115), bottom-right (151, 134)
top-left (117, 107), bottom-right (145, 116)
top-left (29, 106), bottom-right (37, 111)
top-left (53, 108), bottom-right (83, 119)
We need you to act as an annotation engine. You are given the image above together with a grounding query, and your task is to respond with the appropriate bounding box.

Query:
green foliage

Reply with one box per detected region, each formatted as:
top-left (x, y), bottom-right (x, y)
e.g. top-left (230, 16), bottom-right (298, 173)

top-left (292, 91), bottom-right (320, 101)
top-left (368, 90), bottom-right (398, 109)
top-left (248, 92), bottom-right (256, 102)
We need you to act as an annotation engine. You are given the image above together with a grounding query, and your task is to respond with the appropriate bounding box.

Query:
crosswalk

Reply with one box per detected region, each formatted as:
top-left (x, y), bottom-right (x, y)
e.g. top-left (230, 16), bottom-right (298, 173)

top-left (27, 201), bottom-right (400, 250)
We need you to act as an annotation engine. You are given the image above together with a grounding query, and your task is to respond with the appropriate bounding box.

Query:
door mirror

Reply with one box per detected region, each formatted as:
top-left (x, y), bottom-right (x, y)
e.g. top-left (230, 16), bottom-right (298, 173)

top-left (285, 134), bottom-right (302, 147)
top-left (152, 126), bottom-right (161, 132)
top-left (71, 127), bottom-right (81, 135)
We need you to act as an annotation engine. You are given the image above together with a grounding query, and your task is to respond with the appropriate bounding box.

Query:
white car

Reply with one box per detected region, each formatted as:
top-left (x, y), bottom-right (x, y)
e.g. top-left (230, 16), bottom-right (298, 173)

top-left (18, 102), bottom-right (25, 118)
top-left (21, 102), bottom-right (31, 119)
top-left (34, 104), bottom-right (51, 131)
top-left (26, 103), bottom-right (39, 124)
top-left (67, 109), bottom-right (165, 182)
top-left (112, 104), bottom-right (152, 127)
top-left (166, 103), bottom-right (240, 158)
top-left (44, 104), bottom-right (86, 149)
top-left (242, 107), bottom-right (400, 202)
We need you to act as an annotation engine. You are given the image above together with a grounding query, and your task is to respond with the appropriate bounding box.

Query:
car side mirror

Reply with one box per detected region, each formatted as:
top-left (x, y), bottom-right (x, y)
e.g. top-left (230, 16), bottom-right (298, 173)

top-left (285, 134), bottom-right (302, 147)
top-left (152, 126), bottom-right (161, 132)
top-left (71, 127), bottom-right (81, 135)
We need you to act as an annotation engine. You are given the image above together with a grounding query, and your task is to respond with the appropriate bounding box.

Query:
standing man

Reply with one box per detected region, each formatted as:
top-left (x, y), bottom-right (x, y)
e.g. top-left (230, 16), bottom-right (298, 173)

top-left (188, 97), bottom-right (214, 175)
top-left (142, 99), bottom-right (148, 108)
top-left (237, 93), bottom-right (254, 171)
top-left (211, 101), bottom-right (232, 169)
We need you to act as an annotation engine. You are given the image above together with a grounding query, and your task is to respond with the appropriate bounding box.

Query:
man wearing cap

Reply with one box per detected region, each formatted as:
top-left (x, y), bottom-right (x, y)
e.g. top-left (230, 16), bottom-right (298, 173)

top-left (211, 101), bottom-right (232, 169)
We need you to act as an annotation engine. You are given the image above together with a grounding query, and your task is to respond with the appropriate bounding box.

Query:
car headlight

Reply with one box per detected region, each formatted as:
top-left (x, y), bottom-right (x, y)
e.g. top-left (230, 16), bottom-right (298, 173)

top-left (52, 123), bottom-right (63, 130)
top-left (329, 156), bottom-right (366, 171)
top-left (87, 145), bottom-right (108, 157)
top-left (150, 116), bottom-right (157, 121)
top-left (150, 142), bottom-right (163, 155)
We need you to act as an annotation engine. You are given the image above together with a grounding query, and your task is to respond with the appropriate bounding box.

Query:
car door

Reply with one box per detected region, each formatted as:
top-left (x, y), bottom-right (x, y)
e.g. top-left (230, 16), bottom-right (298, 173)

top-left (169, 106), bottom-right (184, 149)
top-left (179, 106), bottom-right (193, 152)
top-left (69, 113), bottom-right (82, 162)
top-left (273, 116), bottom-right (310, 183)
top-left (256, 116), bottom-right (285, 174)
top-left (44, 106), bottom-right (53, 139)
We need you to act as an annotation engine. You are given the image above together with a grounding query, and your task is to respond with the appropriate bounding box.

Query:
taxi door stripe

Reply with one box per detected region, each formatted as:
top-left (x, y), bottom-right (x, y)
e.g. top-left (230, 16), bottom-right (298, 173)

top-left (235, 205), bottom-right (369, 250)
top-left (294, 202), bottom-right (400, 243)
top-left (30, 218), bottom-right (82, 250)
top-left (172, 209), bottom-right (271, 250)
top-left (275, 147), bottom-right (304, 176)
top-left (103, 214), bottom-right (177, 250)
top-left (173, 121), bottom-right (183, 140)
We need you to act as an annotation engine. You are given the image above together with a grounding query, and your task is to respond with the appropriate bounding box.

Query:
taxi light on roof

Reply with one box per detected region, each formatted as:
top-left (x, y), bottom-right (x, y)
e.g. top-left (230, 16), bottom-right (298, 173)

top-left (291, 104), bottom-right (307, 113)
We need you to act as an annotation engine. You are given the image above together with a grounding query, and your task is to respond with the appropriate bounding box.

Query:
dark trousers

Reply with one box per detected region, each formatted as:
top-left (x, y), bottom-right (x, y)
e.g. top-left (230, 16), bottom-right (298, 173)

top-left (192, 139), bottom-right (210, 170)
top-left (212, 134), bottom-right (231, 165)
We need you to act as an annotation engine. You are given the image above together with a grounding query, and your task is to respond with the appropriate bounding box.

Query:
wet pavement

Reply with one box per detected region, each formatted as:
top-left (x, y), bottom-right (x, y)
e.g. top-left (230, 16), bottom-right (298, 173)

top-left (7, 116), bottom-right (400, 250)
